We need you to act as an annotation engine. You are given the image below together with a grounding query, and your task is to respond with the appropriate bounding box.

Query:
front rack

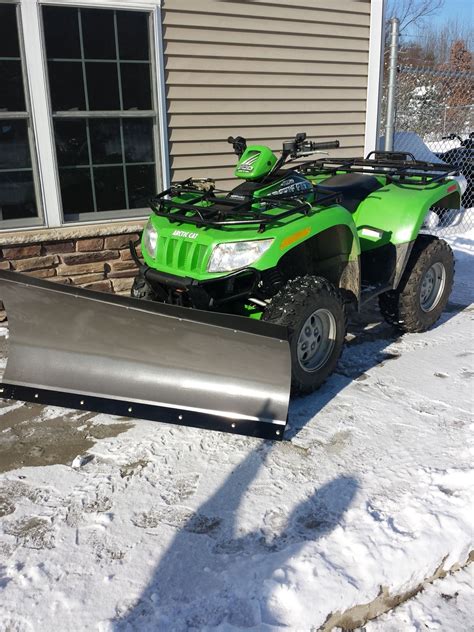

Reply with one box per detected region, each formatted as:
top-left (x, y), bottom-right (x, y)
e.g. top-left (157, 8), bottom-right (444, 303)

top-left (299, 153), bottom-right (459, 186)
top-left (149, 180), bottom-right (340, 232)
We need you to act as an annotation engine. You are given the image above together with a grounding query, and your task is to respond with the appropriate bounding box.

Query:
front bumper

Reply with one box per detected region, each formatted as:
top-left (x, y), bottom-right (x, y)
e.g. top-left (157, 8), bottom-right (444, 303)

top-left (130, 240), bottom-right (260, 309)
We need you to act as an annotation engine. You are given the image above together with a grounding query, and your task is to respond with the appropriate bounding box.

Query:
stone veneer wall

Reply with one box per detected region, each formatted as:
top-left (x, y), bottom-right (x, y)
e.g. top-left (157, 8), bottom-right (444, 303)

top-left (0, 222), bottom-right (144, 322)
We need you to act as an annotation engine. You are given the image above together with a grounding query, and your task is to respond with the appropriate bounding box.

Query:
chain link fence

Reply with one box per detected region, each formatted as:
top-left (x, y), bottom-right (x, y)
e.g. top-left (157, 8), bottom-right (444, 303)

top-left (381, 65), bottom-right (474, 235)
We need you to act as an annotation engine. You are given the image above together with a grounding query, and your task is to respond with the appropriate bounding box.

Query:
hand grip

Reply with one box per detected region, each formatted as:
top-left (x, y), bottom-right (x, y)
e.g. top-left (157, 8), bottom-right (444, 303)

top-left (311, 140), bottom-right (340, 150)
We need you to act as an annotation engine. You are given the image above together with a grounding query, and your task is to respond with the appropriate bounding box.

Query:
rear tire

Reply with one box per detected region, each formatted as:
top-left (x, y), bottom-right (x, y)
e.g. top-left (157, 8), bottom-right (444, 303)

top-left (131, 272), bottom-right (155, 300)
top-left (262, 275), bottom-right (346, 394)
top-left (378, 236), bottom-right (454, 333)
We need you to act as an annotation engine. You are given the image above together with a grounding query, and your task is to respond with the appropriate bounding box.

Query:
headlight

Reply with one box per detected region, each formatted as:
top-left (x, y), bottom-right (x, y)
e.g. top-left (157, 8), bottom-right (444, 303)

top-left (143, 220), bottom-right (158, 258)
top-left (207, 239), bottom-right (273, 273)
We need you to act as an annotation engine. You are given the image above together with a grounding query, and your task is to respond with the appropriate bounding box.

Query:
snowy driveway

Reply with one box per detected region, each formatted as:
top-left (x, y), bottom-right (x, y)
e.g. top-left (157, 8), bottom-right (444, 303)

top-left (0, 234), bottom-right (472, 631)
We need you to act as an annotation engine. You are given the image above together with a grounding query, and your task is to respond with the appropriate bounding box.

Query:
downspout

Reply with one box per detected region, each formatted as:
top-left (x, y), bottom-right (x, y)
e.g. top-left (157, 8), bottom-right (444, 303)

top-left (154, 1), bottom-right (170, 190)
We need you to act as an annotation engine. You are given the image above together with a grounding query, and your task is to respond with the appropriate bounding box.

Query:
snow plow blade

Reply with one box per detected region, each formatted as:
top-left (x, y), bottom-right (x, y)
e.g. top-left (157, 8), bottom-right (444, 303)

top-left (0, 271), bottom-right (290, 440)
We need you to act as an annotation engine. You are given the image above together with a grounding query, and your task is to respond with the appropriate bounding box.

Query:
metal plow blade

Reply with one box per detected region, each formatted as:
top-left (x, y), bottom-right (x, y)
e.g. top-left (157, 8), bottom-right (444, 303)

top-left (0, 271), bottom-right (291, 440)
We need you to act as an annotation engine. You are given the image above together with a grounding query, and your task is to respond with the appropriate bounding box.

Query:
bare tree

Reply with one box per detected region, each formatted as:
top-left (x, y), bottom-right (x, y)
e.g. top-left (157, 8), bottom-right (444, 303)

top-left (410, 18), bottom-right (473, 67)
top-left (385, 0), bottom-right (445, 33)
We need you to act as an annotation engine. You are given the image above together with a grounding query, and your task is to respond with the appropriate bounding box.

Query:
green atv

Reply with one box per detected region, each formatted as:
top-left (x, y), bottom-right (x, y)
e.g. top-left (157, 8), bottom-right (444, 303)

top-left (130, 132), bottom-right (460, 394)
top-left (0, 132), bottom-right (462, 439)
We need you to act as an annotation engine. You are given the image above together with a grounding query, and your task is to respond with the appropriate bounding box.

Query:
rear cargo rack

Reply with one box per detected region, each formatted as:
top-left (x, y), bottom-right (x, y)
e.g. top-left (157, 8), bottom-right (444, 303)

top-left (150, 180), bottom-right (340, 232)
top-left (299, 152), bottom-right (459, 186)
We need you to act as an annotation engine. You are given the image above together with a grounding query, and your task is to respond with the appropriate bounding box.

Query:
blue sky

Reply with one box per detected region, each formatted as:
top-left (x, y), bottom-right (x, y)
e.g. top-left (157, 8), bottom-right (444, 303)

top-left (431, 0), bottom-right (473, 28)
top-left (395, 0), bottom-right (473, 41)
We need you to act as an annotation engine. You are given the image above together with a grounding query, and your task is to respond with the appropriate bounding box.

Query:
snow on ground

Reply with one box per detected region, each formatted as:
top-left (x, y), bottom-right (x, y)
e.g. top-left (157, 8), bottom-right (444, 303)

top-left (448, 229), bottom-right (474, 304)
top-left (362, 566), bottom-right (473, 632)
top-left (0, 234), bottom-right (472, 631)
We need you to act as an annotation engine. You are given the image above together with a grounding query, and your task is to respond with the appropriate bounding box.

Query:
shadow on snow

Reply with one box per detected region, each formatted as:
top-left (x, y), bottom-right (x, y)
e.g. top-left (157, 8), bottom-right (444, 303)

top-left (113, 445), bottom-right (358, 631)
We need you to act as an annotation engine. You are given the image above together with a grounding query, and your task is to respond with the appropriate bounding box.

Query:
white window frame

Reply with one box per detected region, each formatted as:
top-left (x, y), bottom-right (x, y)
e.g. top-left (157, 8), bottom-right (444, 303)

top-left (4, 0), bottom-right (169, 231)
top-left (0, 0), bottom-right (44, 229)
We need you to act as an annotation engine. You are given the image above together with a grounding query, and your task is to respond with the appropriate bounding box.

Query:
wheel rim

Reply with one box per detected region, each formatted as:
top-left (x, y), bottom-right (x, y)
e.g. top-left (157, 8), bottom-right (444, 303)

top-left (419, 262), bottom-right (446, 312)
top-left (296, 308), bottom-right (337, 372)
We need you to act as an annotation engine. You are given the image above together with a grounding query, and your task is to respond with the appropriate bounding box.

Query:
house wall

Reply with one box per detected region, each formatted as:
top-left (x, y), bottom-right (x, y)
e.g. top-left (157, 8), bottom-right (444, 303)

top-left (163, 0), bottom-right (373, 188)
top-left (0, 0), bottom-right (383, 322)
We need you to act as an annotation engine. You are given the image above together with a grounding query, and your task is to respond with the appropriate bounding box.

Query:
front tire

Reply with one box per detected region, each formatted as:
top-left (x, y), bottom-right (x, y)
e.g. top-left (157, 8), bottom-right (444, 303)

top-left (379, 236), bottom-right (454, 333)
top-left (262, 275), bottom-right (346, 394)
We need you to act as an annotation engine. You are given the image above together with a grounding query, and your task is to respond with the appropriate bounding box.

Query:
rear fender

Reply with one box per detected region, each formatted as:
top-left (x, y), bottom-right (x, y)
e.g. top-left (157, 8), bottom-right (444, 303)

top-left (354, 181), bottom-right (461, 250)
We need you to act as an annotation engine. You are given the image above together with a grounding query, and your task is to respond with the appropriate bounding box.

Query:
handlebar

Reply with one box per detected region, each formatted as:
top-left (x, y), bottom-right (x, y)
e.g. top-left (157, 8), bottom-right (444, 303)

top-left (226, 133), bottom-right (340, 170)
top-left (283, 133), bottom-right (340, 157)
top-left (442, 133), bottom-right (462, 142)
top-left (441, 133), bottom-right (474, 148)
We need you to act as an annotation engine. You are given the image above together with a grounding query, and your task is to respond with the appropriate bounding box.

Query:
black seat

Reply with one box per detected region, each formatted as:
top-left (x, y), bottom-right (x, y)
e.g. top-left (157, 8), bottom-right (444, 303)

top-left (319, 173), bottom-right (382, 213)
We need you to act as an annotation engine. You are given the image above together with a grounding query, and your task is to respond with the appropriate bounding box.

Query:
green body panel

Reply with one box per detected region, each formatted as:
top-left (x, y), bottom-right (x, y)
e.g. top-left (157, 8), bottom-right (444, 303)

top-left (142, 198), bottom-right (360, 281)
top-left (234, 145), bottom-right (277, 180)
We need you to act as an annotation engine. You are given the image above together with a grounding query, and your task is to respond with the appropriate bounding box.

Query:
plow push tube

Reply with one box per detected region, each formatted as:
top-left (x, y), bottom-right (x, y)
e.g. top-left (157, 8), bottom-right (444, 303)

top-left (0, 271), bottom-right (291, 440)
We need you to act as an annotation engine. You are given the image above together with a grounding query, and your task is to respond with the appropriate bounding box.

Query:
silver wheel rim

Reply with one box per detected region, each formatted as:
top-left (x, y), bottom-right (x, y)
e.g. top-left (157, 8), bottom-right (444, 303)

top-left (420, 262), bottom-right (446, 312)
top-left (296, 308), bottom-right (337, 372)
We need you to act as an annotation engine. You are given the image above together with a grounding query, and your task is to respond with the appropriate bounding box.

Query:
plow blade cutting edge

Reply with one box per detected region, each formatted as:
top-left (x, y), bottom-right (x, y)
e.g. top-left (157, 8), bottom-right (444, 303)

top-left (0, 271), bottom-right (291, 440)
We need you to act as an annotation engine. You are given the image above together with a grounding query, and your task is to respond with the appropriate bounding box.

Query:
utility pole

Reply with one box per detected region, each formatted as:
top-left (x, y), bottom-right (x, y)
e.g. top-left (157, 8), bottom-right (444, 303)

top-left (384, 17), bottom-right (400, 151)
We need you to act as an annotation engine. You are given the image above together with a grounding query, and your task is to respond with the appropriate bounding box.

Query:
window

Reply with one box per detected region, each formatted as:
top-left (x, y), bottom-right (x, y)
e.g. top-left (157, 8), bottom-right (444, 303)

top-left (0, 3), bottom-right (41, 226)
top-left (42, 6), bottom-right (158, 222)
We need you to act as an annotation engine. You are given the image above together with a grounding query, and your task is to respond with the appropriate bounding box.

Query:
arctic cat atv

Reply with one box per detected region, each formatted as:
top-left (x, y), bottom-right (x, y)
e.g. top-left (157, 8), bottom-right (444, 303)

top-left (0, 133), bottom-right (461, 440)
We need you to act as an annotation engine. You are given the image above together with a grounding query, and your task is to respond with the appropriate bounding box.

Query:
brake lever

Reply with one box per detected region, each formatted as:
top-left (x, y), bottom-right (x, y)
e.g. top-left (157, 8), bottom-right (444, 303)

top-left (298, 150), bottom-right (329, 156)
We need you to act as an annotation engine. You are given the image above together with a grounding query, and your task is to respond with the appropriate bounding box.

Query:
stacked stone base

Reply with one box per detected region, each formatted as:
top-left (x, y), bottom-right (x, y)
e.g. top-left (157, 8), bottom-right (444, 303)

top-left (0, 225), bottom-right (144, 322)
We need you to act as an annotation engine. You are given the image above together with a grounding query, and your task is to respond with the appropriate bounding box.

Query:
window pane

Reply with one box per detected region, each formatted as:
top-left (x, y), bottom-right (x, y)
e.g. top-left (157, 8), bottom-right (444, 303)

top-left (117, 11), bottom-right (149, 60)
top-left (94, 166), bottom-right (125, 211)
top-left (59, 168), bottom-right (94, 215)
top-left (42, 6), bottom-right (157, 222)
top-left (82, 9), bottom-right (116, 60)
top-left (90, 119), bottom-right (122, 164)
top-left (48, 62), bottom-right (85, 111)
top-left (0, 120), bottom-right (31, 170)
top-left (0, 61), bottom-right (25, 111)
top-left (127, 164), bottom-right (156, 208)
top-left (0, 171), bottom-right (36, 221)
top-left (86, 63), bottom-right (120, 110)
top-left (121, 63), bottom-right (152, 110)
top-left (43, 6), bottom-right (81, 59)
top-left (0, 5), bottom-right (20, 58)
top-left (123, 119), bottom-right (154, 163)
top-left (0, 9), bottom-right (40, 227)
top-left (54, 120), bottom-right (89, 167)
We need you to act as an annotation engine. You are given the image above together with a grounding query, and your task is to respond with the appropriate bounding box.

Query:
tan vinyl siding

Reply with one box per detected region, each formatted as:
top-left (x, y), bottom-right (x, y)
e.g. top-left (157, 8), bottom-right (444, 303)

top-left (162, 0), bottom-right (372, 188)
